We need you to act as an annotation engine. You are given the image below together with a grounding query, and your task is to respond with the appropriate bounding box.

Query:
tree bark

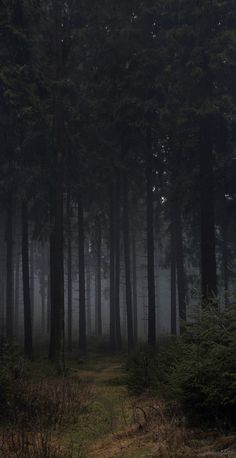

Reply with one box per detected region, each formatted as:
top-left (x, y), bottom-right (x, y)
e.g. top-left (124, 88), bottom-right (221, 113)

top-left (175, 206), bottom-right (186, 322)
top-left (78, 191), bottom-right (86, 352)
top-left (109, 184), bottom-right (116, 350)
top-left (67, 192), bottom-right (72, 350)
top-left (86, 240), bottom-right (92, 336)
top-left (22, 201), bottom-right (33, 359)
top-left (49, 0), bottom-right (65, 371)
top-left (146, 149), bottom-right (156, 345)
top-left (95, 217), bottom-right (102, 336)
top-left (114, 178), bottom-right (122, 350)
top-left (14, 247), bottom-right (20, 337)
top-left (131, 221), bottom-right (138, 344)
top-left (6, 191), bottom-right (13, 343)
top-left (30, 240), bottom-right (34, 330)
top-left (40, 244), bottom-right (46, 334)
top-left (170, 204), bottom-right (177, 335)
top-left (122, 175), bottom-right (134, 350)
top-left (200, 118), bottom-right (217, 302)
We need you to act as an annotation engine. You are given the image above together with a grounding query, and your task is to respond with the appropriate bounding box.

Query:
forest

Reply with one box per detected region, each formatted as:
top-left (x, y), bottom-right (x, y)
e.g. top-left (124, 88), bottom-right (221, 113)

top-left (0, 0), bottom-right (236, 457)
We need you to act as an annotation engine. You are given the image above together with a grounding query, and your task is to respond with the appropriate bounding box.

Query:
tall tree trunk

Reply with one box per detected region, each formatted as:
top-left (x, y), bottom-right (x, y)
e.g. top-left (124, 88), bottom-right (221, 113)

top-left (49, 0), bottom-right (65, 371)
top-left (109, 184), bottom-right (116, 350)
top-left (170, 204), bottom-right (177, 335)
top-left (95, 218), bottom-right (102, 337)
top-left (49, 196), bottom-right (64, 368)
top-left (40, 245), bottom-right (46, 333)
top-left (47, 262), bottom-right (50, 335)
top-left (0, 239), bottom-right (6, 337)
top-left (222, 222), bottom-right (229, 306)
top-left (122, 176), bottom-right (134, 350)
top-left (6, 191), bottom-right (13, 343)
top-left (175, 206), bottom-right (186, 323)
top-left (78, 191), bottom-right (86, 352)
top-left (86, 240), bottom-right (92, 336)
top-left (200, 118), bottom-right (217, 301)
top-left (22, 201), bottom-right (33, 359)
top-left (30, 239), bottom-right (34, 331)
top-left (67, 192), bottom-right (72, 351)
top-left (30, 240), bottom-right (34, 330)
top-left (146, 150), bottom-right (156, 345)
top-left (221, 196), bottom-right (229, 307)
top-left (114, 178), bottom-right (122, 350)
top-left (14, 248), bottom-right (20, 336)
top-left (41, 269), bottom-right (45, 334)
top-left (131, 221), bottom-right (138, 344)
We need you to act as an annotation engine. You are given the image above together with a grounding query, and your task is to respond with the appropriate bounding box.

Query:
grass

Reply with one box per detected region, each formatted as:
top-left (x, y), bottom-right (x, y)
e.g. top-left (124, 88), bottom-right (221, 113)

top-left (1, 350), bottom-right (236, 457)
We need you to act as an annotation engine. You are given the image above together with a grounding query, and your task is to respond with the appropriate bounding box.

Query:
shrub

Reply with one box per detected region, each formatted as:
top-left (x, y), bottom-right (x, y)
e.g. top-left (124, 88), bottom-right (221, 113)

top-left (170, 306), bottom-right (236, 426)
top-left (126, 337), bottom-right (180, 395)
top-left (0, 429), bottom-right (73, 458)
top-left (126, 306), bottom-right (236, 427)
top-left (0, 340), bottom-right (27, 422)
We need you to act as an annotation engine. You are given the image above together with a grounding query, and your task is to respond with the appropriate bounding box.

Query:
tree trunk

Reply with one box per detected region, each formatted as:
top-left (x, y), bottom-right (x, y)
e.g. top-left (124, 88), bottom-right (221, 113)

top-left (22, 201), bottom-right (33, 359)
top-left (170, 205), bottom-right (177, 335)
top-left (40, 245), bottom-right (46, 334)
top-left (122, 176), bottom-right (134, 350)
top-left (114, 178), bottom-right (122, 350)
top-left (131, 221), bottom-right (138, 344)
top-left (0, 239), bottom-right (6, 337)
top-left (109, 184), bottom-right (116, 350)
top-left (30, 240), bottom-right (34, 330)
top-left (146, 150), bottom-right (156, 345)
top-left (67, 192), bottom-right (72, 350)
top-left (86, 240), bottom-right (92, 336)
top-left (175, 206), bottom-right (186, 323)
top-left (95, 218), bottom-right (102, 337)
top-left (46, 262), bottom-right (50, 335)
top-left (6, 191), bottom-right (13, 343)
top-left (200, 118), bottom-right (217, 301)
top-left (221, 197), bottom-right (229, 307)
top-left (78, 191), bottom-right (86, 352)
top-left (14, 248), bottom-right (20, 337)
top-left (49, 0), bottom-right (65, 372)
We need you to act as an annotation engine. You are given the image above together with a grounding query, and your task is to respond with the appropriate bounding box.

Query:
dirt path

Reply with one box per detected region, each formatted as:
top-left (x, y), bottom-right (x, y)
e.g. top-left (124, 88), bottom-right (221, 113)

top-left (61, 355), bottom-right (153, 457)
top-left (61, 355), bottom-right (236, 458)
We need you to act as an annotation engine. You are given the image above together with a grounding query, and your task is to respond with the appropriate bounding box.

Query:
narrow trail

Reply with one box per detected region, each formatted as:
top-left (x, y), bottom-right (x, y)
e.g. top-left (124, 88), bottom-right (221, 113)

top-left (63, 354), bottom-right (153, 458)
top-left (62, 355), bottom-right (236, 458)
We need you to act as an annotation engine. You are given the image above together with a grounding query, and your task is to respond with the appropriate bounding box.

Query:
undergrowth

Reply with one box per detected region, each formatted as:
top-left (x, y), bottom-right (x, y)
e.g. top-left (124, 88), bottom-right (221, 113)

top-left (126, 305), bottom-right (236, 427)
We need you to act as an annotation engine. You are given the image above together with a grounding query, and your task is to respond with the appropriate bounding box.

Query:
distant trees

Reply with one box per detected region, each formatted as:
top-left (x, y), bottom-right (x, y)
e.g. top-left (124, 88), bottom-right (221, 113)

top-left (0, 0), bottom-right (235, 357)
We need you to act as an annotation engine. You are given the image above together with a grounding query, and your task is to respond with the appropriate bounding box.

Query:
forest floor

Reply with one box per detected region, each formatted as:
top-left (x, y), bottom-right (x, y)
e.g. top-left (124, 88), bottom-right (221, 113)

top-left (2, 352), bottom-right (236, 457)
top-left (60, 353), bottom-right (236, 457)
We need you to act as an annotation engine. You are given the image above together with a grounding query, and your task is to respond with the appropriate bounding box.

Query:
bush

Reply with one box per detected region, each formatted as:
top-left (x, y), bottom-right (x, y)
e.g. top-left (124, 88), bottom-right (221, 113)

top-left (170, 306), bottom-right (236, 426)
top-left (0, 429), bottom-right (73, 458)
top-left (126, 306), bottom-right (236, 427)
top-left (126, 337), bottom-right (180, 395)
top-left (0, 340), bottom-right (27, 422)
